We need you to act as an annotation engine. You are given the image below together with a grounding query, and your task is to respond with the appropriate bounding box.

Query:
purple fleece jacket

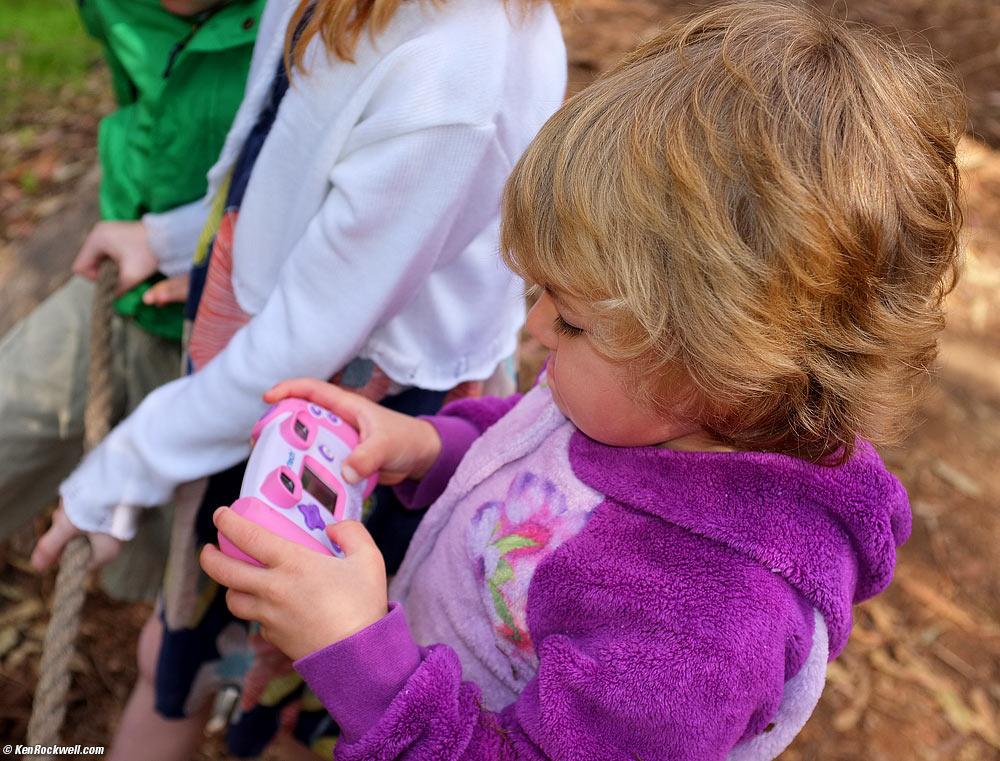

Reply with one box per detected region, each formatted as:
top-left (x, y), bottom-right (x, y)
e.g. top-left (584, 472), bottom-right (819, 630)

top-left (294, 391), bottom-right (910, 760)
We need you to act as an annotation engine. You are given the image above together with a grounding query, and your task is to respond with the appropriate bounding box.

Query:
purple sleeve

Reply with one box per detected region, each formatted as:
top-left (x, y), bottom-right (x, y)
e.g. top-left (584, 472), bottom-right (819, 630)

top-left (296, 603), bottom-right (547, 759)
top-left (295, 603), bottom-right (425, 738)
top-left (393, 394), bottom-right (523, 509)
top-left (295, 499), bottom-right (813, 761)
top-left (435, 394), bottom-right (525, 433)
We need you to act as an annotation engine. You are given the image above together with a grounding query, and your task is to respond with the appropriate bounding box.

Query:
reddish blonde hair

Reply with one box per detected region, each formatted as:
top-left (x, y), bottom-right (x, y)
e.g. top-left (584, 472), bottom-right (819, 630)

top-left (285, 0), bottom-right (552, 67)
top-left (501, 0), bottom-right (964, 462)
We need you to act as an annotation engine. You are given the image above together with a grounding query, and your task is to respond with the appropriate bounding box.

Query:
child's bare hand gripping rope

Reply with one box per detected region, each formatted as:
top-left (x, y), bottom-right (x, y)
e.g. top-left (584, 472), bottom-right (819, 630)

top-left (201, 508), bottom-right (387, 661)
top-left (264, 378), bottom-right (442, 487)
top-left (31, 502), bottom-right (122, 571)
top-left (72, 221), bottom-right (160, 296)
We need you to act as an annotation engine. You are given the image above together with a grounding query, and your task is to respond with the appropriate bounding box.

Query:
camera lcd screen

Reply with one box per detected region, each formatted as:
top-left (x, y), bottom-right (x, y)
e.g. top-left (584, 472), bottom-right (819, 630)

top-left (301, 465), bottom-right (339, 512)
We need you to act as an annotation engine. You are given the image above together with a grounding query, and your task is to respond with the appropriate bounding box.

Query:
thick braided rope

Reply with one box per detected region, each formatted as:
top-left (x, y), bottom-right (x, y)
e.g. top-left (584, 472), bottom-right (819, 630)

top-left (25, 259), bottom-right (118, 759)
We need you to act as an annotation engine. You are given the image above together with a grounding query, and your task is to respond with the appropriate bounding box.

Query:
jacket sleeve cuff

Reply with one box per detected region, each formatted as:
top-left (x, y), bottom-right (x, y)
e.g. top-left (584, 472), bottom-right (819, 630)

top-left (59, 483), bottom-right (139, 541)
top-left (58, 432), bottom-right (174, 540)
top-left (294, 602), bottom-right (422, 744)
top-left (142, 200), bottom-right (209, 277)
top-left (392, 415), bottom-right (480, 509)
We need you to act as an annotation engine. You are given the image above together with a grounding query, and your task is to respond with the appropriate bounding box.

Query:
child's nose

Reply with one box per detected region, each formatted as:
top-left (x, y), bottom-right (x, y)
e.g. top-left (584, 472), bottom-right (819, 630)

top-left (525, 292), bottom-right (558, 351)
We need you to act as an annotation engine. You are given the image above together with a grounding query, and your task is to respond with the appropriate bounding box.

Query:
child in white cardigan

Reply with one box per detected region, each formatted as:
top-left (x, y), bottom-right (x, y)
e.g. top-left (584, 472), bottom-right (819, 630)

top-left (32, 0), bottom-right (567, 757)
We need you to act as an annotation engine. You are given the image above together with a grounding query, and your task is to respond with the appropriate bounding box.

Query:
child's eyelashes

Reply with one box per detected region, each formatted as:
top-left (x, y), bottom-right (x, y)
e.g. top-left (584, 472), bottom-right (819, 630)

top-left (554, 314), bottom-right (584, 337)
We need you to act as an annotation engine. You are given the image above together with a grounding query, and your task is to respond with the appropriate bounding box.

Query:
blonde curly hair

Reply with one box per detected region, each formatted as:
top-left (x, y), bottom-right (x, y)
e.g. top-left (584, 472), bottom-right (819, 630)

top-left (501, 0), bottom-right (965, 462)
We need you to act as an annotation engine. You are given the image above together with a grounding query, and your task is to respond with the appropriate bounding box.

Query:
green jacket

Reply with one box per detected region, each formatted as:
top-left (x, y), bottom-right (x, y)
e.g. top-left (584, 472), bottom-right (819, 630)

top-left (78, 0), bottom-right (265, 340)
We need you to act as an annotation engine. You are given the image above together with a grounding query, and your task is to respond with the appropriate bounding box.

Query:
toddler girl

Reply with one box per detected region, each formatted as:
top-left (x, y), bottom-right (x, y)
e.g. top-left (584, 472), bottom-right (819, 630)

top-left (203, 1), bottom-right (964, 759)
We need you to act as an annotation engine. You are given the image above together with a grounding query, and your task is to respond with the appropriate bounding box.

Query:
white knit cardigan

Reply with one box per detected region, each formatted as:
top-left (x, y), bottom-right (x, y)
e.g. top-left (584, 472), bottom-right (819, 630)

top-left (61, 0), bottom-right (567, 537)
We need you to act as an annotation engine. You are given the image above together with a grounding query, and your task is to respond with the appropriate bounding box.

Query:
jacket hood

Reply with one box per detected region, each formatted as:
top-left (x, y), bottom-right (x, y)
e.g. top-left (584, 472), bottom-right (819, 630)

top-left (568, 434), bottom-right (911, 657)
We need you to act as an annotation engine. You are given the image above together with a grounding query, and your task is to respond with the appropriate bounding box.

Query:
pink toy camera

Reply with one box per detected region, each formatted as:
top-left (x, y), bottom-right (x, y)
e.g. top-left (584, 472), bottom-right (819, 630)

top-left (218, 398), bottom-right (378, 566)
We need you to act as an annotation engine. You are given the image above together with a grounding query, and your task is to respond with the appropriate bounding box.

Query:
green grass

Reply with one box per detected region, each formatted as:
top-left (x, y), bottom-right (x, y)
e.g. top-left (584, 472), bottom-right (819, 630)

top-left (0, 0), bottom-right (104, 124)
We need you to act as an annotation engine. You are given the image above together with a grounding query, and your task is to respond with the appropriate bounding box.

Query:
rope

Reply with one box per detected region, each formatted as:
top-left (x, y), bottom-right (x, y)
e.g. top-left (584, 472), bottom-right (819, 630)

top-left (82, 261), bottom-right (118, 450)
top-left (25, 259), bottom-right (119, 761)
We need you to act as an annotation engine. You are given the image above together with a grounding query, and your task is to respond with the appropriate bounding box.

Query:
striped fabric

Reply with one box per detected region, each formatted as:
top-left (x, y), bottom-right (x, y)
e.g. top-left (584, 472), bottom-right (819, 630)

top-left (187, 209), bottom-right (251, 372)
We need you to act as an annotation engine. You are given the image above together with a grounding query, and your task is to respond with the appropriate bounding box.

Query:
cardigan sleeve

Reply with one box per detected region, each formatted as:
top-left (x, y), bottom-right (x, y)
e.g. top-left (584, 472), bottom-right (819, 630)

top-left (142, 199), bottom-right (210, 277)
top-left (58, 117), bottom-right (517, 538)
top-left (294, 499), bottom-right (814, 761)
top-left (394, 394), bottom-right (524, 509)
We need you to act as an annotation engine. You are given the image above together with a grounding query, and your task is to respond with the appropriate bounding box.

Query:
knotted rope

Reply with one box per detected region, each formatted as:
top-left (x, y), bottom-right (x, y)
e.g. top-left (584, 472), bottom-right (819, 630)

top-left (26, 259), bottom-right (119, 760)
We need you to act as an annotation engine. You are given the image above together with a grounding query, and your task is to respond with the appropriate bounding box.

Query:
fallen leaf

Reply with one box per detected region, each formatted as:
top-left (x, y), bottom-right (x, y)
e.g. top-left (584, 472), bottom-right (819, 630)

top-left (0, 580), bottom-right (27, 602)
top-left (0, 597), bottom-right (43, 628)
top-left (931, 459), bottom-right (984, 499)
top-left (4, 638), bottom-right (40, 670)
top-left (0, 624), bottom-right (20, 658)
top-left (895, 568), bottom-right (1000, 639)
top-left (833, 663), bottom-right (872, 732)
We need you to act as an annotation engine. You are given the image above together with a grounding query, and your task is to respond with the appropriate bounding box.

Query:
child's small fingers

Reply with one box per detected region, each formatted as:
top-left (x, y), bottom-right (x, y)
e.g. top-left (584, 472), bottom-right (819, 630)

top-left (224, 588), bottom-right (261, 623)
top-left (31, 532), bottom-right (65, 570)
top-left (200, 541), bottom-right (265, 591)
top-left (31, 513), bottom-right (77, 570)
top-left (87, 533), bottom-right (122, 570)
top-left (342, 442), bottom-right (383, 484)
top-left (142, 283), bottom-right (165, 305)
top-left (143, 274), bottom-right (189, 305)
top-left (326, 520), bottom-right (378, 559)
top-left (265, 378), bottom-right (341, 405)
top-left (71, 243), bottom-right (100, 280)
top-left (210, 508), bottom-right (291, 570)
top-left (264, 379), bottom-right (365, 427)
top-left (264, 377), bottom-right (334, 399)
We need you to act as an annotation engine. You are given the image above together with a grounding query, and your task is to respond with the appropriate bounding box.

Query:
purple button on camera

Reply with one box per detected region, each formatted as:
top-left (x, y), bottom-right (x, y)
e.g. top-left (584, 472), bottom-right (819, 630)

top-left (298, 503), bottom-right (326, 532)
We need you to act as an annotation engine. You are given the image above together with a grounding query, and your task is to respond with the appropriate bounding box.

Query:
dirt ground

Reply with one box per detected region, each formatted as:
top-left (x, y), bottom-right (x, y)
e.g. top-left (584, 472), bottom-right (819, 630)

top-left (1, 1), bottom-right (999, 759)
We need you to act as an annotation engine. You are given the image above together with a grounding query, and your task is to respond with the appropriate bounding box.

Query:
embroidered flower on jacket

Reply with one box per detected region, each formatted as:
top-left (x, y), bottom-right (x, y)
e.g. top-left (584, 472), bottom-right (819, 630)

top-left (467, 471), bottom-right (587, 671)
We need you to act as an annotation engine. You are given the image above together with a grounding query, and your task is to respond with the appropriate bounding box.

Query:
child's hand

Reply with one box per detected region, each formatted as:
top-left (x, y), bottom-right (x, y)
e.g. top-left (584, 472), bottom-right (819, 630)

top-left (142, 274), bottom-right (190, 306)
top-left (201, 507), bottom-right (388, 660)
top-left (265, 378), bottom-right (442, 485)
top-left (73, 221), bottom-right (159, 295)
top-left (31, 502), bottom-right (123, 571)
